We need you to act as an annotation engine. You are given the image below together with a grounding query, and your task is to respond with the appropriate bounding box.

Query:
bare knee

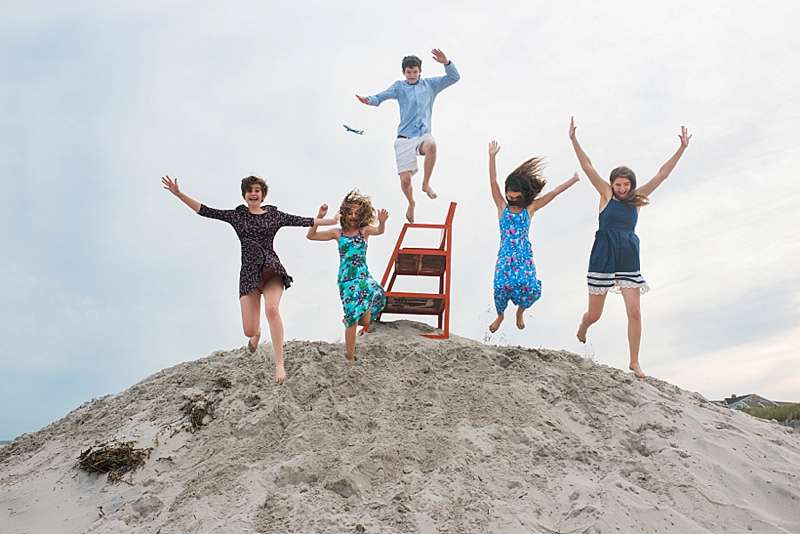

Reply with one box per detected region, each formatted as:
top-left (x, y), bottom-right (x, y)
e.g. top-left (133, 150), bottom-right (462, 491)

top-left (626, 307), bottom-right (641, 323)
top-left (399, 173), bottom-right (412, 186)
top-left (585, 310), bottom-right (602, 324)
top-left (265, 304), bottom-right (281, 322)
top-left (422, 142), bottom-right (437, 156)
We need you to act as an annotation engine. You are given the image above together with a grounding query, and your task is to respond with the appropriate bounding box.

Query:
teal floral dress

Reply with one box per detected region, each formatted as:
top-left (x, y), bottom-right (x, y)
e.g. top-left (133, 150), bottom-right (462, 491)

top-left (337, 231), bottom-right (386, 327)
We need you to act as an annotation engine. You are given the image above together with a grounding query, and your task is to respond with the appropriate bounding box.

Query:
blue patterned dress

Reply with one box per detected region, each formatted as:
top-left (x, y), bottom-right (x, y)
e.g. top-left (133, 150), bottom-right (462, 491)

top-left (337, 231), bottom-right (387, 327)
top-left (493, 207), bottom-right (542, 314)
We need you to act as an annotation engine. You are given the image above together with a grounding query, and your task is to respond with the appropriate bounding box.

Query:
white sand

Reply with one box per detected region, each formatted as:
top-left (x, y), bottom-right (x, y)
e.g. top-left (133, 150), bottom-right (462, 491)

top-left (2, 320), bottom-right (799, 533)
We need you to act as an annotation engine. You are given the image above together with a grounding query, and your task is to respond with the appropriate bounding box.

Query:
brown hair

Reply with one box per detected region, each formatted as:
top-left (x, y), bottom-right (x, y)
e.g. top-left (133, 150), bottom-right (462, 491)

top-left (402, 55), bottom-right (422, 72)
top-left (339, 190), bottom-right (376, 231)
top-left (610, 166), bottom-right (649, 207)
top-left (241, 176), bottom-right (268, 200)
top-left (505, 157), bottom-right (547, 207)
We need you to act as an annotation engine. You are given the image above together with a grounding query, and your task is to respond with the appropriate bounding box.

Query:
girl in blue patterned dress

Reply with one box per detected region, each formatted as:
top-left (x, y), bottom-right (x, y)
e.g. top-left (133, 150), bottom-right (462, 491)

top-left (307, 191), bottom-right (388, 361)
top-left (569, 117), bottom-right (691, 378)
top-left (488, 140), bottom-right (580, 333)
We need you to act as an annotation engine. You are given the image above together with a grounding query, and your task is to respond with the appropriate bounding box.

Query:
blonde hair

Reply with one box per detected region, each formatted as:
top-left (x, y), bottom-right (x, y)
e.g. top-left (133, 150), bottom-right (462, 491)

top-left (339, 190), bottom-right (376, 231)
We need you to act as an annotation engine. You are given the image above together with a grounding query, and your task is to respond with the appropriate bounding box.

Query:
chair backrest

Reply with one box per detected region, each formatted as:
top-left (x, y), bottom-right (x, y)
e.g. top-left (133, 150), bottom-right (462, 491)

top-left (438, 202), bottom-right (457, 250)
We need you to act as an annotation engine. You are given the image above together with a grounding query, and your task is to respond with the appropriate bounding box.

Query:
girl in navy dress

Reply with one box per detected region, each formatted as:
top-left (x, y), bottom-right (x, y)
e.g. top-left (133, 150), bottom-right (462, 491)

top-left (569, 118), bottom-right (691, 378)
top-left (161, 175), bottom-right (337, 384)
top-left (488, 140), bottom-right (579, 333)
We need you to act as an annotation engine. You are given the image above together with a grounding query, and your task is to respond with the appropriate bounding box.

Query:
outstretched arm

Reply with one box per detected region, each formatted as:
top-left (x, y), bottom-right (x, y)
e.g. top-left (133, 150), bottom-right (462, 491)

top-left (428, 49), bottom-right (460, 93)
top-left (356, 83), bottom-right (397, 106)
top-left (162, 175), bottom-right (201, 212)
top-left (306, 205), bottom-right (340, 241)
top-left (488, 141), bottom-right (506, 215)
top-left (636, 126), bottom-right (692, 198)
top-left (531, 173), bottom-right (580, 213)
top-left (569, 117), bottom-right (611, 199)
top-left (363, 209), bottom-right (389, 237)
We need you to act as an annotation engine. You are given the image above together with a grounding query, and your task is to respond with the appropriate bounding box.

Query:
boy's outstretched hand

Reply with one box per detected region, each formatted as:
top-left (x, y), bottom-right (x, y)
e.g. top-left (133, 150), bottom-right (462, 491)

top-left (431, 49), bottom-right (448, 64)
top-left (356, 94), bottom-right (369, 105)
top-left (679, 126), bottom-right (692, 148)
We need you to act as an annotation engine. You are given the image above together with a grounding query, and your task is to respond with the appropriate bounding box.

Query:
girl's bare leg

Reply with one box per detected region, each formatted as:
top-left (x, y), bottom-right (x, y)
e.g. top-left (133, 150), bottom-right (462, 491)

top-left (357, 310), bottom-right (372, 336)
top-left (577, 293), bottom-right (607, 342)
top-left (620, 287), bottom-right (645, 378)
top-left (489, 313), bottom-right (504, 333)
top-left (240, 292), bottom-right (261, 353)
top-left (516, 306), bottom-right (527, 330)
top-left (262, 278), bottom-right (286, 384)
top-left (345, 324), bottom-right (358, 361)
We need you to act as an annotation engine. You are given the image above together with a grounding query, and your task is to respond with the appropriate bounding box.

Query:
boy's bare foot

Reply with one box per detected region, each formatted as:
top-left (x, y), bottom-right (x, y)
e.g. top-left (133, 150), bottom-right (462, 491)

top-left (406, 202), bottom-right (415, 223)
top-left (576, 322), bottom-right (588, 343)
top-left (489, 314), bottom-right (504, 333)
top-left (247, 333), bottom-right (260, 354)
top-left (516, 307), bottom-right (525, 330)
top-left (275, 363), bottom-right (286, 384)
top-left (422, 184), bottom-right (437, 199)
top-left (629, 363), bottom-right (646, 378)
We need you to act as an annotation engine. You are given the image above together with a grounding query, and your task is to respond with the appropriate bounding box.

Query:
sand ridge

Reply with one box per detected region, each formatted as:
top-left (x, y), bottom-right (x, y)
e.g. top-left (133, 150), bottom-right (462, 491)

top-left (1, 320), bottom-right (799, 533)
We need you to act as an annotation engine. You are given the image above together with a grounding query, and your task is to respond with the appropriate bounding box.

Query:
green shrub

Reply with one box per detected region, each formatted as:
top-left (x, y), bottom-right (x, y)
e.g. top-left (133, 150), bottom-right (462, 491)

top-left (742, 404), bottom-right (800, 422)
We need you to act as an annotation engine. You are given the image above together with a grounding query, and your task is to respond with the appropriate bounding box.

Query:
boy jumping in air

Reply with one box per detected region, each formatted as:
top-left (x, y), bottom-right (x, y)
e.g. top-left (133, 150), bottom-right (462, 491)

top-left (356, 49), bottom-right (460, 222)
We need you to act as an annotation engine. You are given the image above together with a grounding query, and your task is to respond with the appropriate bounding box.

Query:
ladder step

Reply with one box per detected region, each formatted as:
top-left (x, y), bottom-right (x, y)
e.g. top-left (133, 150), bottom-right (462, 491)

top-left (396, 252), bottom-right (446, 276)
top-left (384, 294), bottom-right (446, 315)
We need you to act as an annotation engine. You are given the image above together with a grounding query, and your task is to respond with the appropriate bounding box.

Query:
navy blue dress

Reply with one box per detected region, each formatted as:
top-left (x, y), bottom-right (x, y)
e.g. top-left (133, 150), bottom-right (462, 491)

top-left (587, 199), bottom-right (650, 294)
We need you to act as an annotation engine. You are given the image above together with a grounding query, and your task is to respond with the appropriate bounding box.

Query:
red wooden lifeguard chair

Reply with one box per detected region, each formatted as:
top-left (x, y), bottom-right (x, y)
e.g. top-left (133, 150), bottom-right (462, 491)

top-left (380, 202), bottom-right (456, 339)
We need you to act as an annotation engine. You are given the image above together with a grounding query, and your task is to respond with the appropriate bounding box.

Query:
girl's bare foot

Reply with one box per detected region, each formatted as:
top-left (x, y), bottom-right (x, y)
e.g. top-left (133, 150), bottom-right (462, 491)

top-left (358, 325), bottom-right (369, 336)
top-left (515, 307), bottom-right (525, 330)
top-left (489, 314), bottom-right (504, 333)
top-left (629, 363), bottom-right (646, 379)
top-left (247, 333), bottom-right (260, 354)
top-left (275, 363), bottom-right (286, 384)
top-left (346, 352), bottom-right (357, 362)
top-left (576, 322), bottom-right (588, 343)
top-left (422, 184), bottom-right (437, 199)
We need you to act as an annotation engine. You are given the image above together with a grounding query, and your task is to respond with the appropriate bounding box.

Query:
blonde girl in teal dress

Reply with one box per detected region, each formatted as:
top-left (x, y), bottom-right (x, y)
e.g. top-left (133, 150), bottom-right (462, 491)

top-left (307, 191), bottom-right (388, 361)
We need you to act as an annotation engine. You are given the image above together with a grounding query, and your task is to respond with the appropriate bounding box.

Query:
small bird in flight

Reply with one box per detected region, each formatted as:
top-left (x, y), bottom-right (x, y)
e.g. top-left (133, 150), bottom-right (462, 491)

top-left (343, 124), bottom-right (365, 135)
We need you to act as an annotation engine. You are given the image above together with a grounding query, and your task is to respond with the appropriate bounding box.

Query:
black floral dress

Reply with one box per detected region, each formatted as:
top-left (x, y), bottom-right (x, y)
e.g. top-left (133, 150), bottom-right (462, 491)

top-left (198, 204), bottom-right (314, 297)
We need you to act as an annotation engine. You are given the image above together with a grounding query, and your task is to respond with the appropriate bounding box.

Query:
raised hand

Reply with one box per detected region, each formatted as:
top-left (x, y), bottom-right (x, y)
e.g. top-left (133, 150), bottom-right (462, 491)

top-left (377, 208), bottom-right (389, 224)
top-left (570, 171), bottom-right (580, 184)
top-left (679, 126), bottom-right (692, 148)
top-left (569, 116), bottom-right (577, 141)
top-left (431, 48), bottom-right (448, 64)
top-left (161, 175), bottom-right (180, 196)
top-left (356, 94), bottom-right (369, 105)
top-left (317, 203), bottom-right (328, 218)
top-left (488, 140), bottom-right (501, 157)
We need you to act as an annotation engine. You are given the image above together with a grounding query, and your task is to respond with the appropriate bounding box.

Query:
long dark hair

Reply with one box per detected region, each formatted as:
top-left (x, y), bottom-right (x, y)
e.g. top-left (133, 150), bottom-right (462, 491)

top-left (505, 157), bottom-right (546, 207)
top-left (609, 166), bottom-right (648, 207)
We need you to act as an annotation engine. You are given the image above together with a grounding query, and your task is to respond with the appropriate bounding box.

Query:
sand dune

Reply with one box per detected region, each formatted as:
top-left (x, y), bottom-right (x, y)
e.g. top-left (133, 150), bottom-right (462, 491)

top-left (2, 320), bottom-right (799, 533)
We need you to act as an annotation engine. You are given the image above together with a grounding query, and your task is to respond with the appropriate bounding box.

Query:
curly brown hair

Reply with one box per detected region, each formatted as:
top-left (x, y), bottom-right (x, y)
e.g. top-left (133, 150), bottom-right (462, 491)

top-left (505, 157), bottom-right (547, 207)
top-left (609, 166), bottom-right (649, 207)
top-left (241, 176), bottom-right (268, 200)
top-left (339, 190), bottom-right (376, 231)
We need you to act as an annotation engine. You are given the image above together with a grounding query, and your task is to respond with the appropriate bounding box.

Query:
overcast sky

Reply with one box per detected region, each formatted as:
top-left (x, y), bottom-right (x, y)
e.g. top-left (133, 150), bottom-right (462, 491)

top-left (2, 1), bottom-right (798, 440)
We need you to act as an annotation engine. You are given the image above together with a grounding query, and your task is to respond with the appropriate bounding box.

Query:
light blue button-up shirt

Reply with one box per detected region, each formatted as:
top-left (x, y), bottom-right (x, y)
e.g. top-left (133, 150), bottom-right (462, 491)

top-left (366, 61), bottom-right (460, 139)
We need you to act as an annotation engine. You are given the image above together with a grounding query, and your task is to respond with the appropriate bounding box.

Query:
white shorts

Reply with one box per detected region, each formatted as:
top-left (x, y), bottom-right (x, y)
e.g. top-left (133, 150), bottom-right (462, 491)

top-left (393, 134), bottom-right (434, 175)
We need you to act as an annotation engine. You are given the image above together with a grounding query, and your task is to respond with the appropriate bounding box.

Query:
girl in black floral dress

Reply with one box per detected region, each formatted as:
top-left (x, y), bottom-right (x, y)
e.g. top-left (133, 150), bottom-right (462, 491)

top-left (162, 175), bottom-right (337, 384)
